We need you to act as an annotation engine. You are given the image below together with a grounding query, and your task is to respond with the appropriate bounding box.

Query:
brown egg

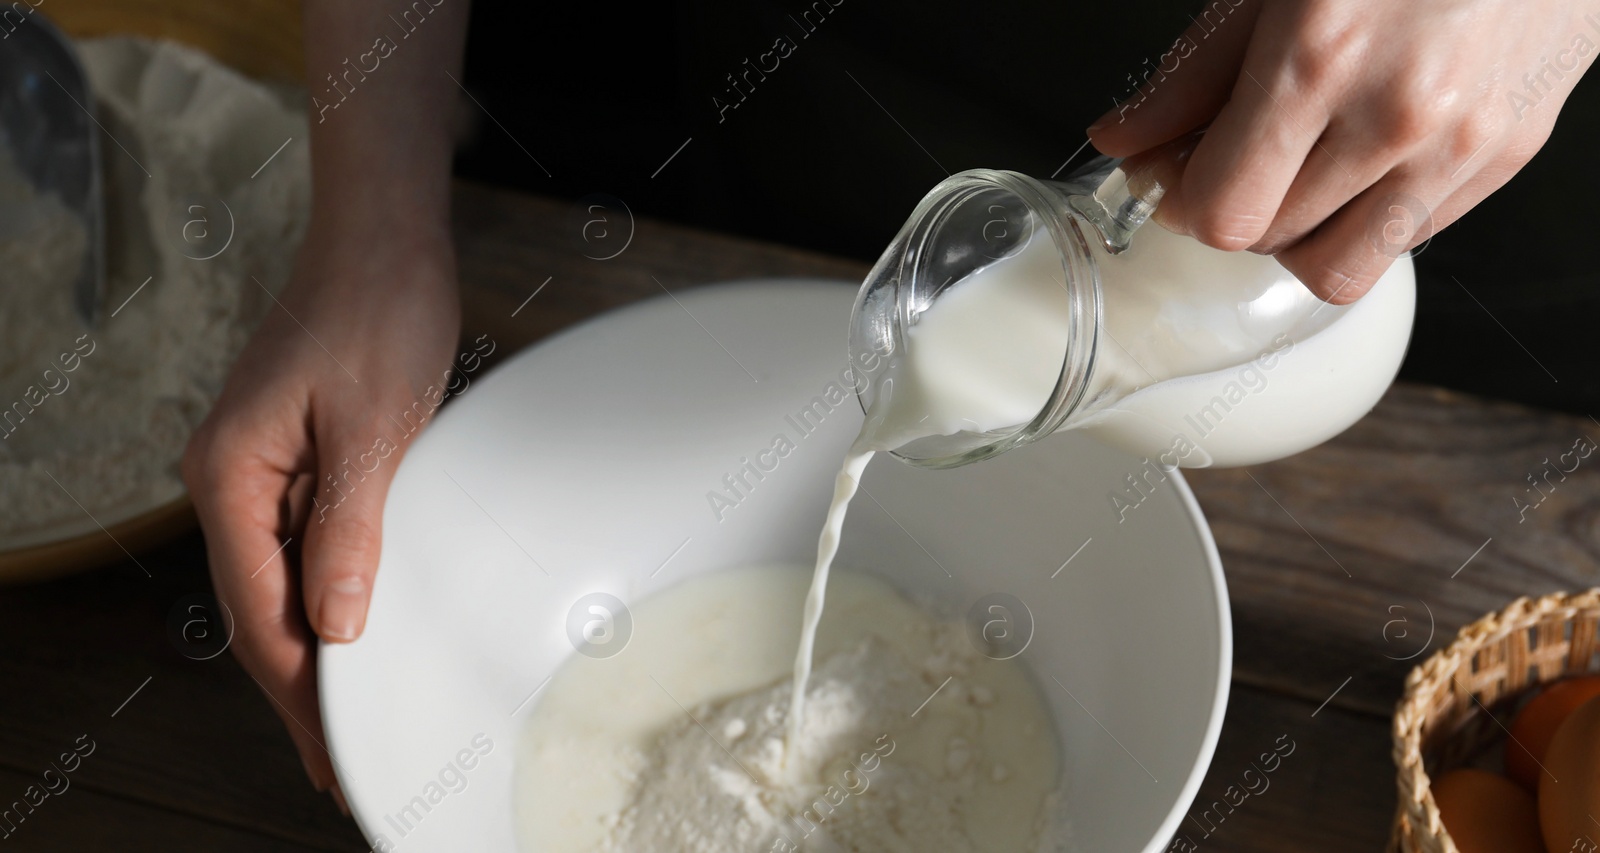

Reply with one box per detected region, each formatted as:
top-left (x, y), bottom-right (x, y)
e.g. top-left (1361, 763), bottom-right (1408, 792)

top-left (1432, 768), bottom-right (1545, 853)
top-left (1507, 675), bottom-right (1600, 790)
top-left (1540, 694), bottom-right (1600, 853)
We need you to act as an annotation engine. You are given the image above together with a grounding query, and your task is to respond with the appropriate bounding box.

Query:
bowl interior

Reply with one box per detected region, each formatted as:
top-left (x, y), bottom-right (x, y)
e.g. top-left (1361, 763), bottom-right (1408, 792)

top-left (320, 279), bottom-right (1230, 853)
top-left (0, 1), bottom-right (302, 578)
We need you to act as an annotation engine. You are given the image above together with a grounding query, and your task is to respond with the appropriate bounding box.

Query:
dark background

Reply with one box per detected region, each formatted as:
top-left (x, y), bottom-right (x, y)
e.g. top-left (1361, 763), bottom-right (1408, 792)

top-left (453, 0), bottom-right (1600, 418)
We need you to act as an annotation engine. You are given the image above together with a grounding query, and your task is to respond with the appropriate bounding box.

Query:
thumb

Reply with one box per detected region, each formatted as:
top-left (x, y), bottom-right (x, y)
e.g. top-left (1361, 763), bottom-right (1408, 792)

top-left (301, 403), bottom-right (425, 643)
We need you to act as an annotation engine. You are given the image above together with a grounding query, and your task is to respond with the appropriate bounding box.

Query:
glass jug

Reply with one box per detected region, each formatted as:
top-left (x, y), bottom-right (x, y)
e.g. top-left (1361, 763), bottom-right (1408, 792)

top-left (847, 156), bottom-right (1417, 470)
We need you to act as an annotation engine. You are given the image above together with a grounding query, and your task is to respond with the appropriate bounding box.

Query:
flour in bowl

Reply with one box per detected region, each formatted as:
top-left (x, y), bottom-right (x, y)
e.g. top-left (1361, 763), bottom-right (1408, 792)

top-left (516, 567), bottom-right (1065, 852)
top-left (0, 36), bottom-right (308, 550)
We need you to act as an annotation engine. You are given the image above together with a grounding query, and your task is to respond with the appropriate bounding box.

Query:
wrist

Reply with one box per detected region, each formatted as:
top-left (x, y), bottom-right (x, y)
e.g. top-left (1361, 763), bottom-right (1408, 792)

top-left (291, 213), bottom-right (459, 305)
top-left (310, 190), bottom-right (454, 252)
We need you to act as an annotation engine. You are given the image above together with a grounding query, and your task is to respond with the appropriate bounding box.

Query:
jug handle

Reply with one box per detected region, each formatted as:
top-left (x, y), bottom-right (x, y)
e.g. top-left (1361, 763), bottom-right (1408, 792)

top-left (1064, 132), bottom-right (1202, 254)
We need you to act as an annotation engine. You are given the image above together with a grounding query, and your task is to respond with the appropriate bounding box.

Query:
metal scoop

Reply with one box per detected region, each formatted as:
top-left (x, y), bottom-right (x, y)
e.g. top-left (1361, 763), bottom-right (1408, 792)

top-left (0, 11), bottom-right (104, 325)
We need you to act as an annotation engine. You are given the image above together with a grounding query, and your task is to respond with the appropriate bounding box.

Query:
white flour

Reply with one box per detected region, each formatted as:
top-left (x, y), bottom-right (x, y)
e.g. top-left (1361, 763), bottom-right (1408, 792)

top-left (0, 36), bottom-right (309, 550)
top-left (517, 567), bottom-right (1063, 852)
top-left (605, 635), bottom-right (1019, 853)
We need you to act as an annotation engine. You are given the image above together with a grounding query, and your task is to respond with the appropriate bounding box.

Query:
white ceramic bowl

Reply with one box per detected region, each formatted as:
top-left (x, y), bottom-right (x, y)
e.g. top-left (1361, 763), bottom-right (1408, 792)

top-left (320, 280), bottom-right (1231, 853)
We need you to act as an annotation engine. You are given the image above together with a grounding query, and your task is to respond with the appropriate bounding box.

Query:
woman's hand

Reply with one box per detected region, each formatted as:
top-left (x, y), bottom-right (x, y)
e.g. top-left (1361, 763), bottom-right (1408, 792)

top-left (182, 222), bottom-right (460, 806)
top-left (181, 0), bottom-right (470, 807)
top-left (1090, 0), bottom-right (1600, 302)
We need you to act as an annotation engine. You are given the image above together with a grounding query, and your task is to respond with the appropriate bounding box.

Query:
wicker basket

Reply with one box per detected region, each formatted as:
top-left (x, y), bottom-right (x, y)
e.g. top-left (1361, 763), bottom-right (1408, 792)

top-left (1391, 588), bottom-right (1600, 852)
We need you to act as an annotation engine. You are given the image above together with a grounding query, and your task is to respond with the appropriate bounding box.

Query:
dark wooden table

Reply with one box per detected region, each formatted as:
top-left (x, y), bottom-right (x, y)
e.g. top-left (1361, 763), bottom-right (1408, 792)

top-left (2, 180), bottom-right (1595, 851)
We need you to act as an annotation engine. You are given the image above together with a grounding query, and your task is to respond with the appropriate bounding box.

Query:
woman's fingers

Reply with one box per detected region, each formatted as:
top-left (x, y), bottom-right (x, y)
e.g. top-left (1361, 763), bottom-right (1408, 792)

top-left (1274, 94), bottom-right (1559, 302)
top-left (182, 429), bottom-right (335, 793)
top-left (300, 384), bottom-right (439, 646)
top-left (1172, 20), bottom-right (1342, 249)
top-left (1273, 170), bottom-right (1445, 302)
top-left (1245, 122), bottom-right (1397, 256)
top-left (1098, 0), bottom-right (1600, 303)
top-left (301, 415), bottom-right (389, 645)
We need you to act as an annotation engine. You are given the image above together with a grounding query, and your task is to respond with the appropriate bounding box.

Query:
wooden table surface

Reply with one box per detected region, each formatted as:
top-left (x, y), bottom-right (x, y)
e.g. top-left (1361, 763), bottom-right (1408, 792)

top-left (3, 179), bottom-right (1596, 852)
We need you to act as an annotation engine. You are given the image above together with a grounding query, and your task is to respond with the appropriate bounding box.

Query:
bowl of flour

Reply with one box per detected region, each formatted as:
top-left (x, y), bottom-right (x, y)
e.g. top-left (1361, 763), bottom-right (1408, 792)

top-left (319, 281), bottom-right (1232, 852)
top-left (0, 31), bottom-right (309, 580)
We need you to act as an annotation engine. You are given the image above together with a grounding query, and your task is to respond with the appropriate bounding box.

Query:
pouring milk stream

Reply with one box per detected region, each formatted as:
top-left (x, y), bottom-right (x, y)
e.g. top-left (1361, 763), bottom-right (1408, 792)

top-left (783, 156), bottom-right (1416, 758)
